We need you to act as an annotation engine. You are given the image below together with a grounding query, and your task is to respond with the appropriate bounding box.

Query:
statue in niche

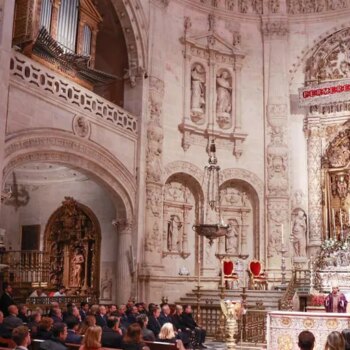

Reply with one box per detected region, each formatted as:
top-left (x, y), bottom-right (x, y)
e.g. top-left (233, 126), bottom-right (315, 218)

top-left (190, 64), bottom-right (206, 123)
top-left (100, 269), bottom-right (112, 301)
top-left (291, 210), bottom-right (307, 257)
top-left (331, 174), bottom-right (349, 199)
top-left (71, 247), bottom-right (85, 287)
top-left (216, 71), bottom-right (232, 129)
top-left (226, 219), bottom-right (239, 254)
top-left (167, 215), bottom-right (182, 252)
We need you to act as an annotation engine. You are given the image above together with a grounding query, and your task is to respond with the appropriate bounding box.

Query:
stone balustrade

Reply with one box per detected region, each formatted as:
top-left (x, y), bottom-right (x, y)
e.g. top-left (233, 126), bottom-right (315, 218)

top-left (9, 51), bottom-right (138, 136)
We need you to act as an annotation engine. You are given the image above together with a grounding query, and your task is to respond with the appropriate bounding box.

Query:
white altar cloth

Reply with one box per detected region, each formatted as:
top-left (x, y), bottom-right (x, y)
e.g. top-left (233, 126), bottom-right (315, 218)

top-left (267, 311), bottom-right (350, 350)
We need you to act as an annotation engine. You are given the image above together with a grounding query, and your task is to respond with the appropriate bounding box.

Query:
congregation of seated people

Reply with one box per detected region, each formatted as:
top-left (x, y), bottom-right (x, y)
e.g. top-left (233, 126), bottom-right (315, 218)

top-left (0, 283), bottom-right (207, 350)
top-left (298, 329), bottom-right (350, 350)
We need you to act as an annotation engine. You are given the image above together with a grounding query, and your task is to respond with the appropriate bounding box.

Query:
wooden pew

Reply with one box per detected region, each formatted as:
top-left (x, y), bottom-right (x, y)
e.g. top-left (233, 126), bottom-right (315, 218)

top-left (30, 338), bottom-right (122, 350)
top-left (144, 341), bottom-right (178, 350)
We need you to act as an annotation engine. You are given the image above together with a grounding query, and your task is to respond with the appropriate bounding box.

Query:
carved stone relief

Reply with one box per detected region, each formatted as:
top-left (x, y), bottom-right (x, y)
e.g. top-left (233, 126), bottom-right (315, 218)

top-left (100, 263), bottom-right (113, 301)
top-left (180, 15), bottom-right (247, 157)
top-left (291, 209), bottom-right (307, 257)
top-left (73, 115), bottom-right (90, 138)
top-left (305, 28), bottom-right (350, 84)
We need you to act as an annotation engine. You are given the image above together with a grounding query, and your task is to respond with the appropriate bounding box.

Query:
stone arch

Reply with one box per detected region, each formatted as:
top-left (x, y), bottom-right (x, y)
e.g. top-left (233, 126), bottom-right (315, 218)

top-left (220, 168), bottom-right (265, 259)
top-left (2, 130), bottom-right (135, 222)
top-left (163, 161), bottom-right (204, 186)
top-left (111, 0), bottom-right (148, 75)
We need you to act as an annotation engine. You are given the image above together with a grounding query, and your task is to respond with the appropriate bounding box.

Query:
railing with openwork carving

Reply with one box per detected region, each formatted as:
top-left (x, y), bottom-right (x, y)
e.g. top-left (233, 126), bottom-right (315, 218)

top-left (9, 51), bottom-right (138, 135)
top-left (2, 250), bottom-right (50, 285)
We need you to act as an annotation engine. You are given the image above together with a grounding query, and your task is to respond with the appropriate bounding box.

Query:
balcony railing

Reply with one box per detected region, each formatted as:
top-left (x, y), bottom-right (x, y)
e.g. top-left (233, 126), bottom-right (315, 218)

top-left (9, 51), bottom-right (138, 136)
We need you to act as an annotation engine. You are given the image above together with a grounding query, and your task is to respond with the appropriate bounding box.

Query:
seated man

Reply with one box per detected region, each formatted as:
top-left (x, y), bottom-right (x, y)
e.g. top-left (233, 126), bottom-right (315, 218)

top-left (101, 318), bottom-right (123, 348)
top-left (18, 305), bottom-right (29, 323)
top-left (2, 305), bottom-right (23, 338)
top-left (136, 314), bottom-right (155, 341)
top-left (95, 305), bottom-right (108, 327)
top-left (147, 305), bottom-right (161, 338)
top-left (159, 303), bottom-right (173, 326)
top-left (65, 316), bottom-right (82, 344)
top-left (298, 330), bottom-right (315, 350)
top-left (12, 325), bottom-right (31, 350)
top-left (39, 322), bottom-right (68, 350)
top-left (182, 305), bottom-right (207, 349)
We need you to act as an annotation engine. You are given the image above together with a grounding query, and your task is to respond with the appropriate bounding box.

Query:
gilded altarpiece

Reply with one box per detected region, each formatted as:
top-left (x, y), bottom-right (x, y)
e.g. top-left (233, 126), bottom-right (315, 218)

top-left (44, 197), bottom-right (100, 295)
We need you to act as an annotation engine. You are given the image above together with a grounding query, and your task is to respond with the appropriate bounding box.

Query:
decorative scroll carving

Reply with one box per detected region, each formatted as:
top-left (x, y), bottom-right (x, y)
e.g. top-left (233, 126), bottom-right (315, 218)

top-left (180, 15), bottom-right (247, 157)
top-left (10, 52), bottom-right (138, 135)
top-left (305, 29), bottom-right (350, 84)
top-left (262, 21), bottom-right (288, 38)
top-left (323, 129), bottom-right (350, 168)
top-left (45, 197), bottom-right (100, 294)
top-left (287, 0), bottom-right (346, 14)
top-left (267, 130), bottom-right (288, 196)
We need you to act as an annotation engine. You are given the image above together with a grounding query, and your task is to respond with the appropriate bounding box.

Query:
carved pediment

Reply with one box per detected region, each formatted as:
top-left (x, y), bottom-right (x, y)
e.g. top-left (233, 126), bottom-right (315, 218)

top-left (183, 32), bottom-right (245, 60)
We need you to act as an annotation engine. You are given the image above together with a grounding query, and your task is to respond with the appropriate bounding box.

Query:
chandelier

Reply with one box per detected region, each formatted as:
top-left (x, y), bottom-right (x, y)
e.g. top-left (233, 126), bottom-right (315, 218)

top-left (193, 139), bottom-right (229, 245)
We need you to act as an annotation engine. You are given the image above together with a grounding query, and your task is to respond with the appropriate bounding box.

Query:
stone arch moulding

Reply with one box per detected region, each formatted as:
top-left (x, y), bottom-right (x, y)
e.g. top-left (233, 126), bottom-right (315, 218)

top-left (163, 161), bottom-right (204, 186)
top-left (111, 0), bottom-right (148, 84)
top-left (2, 129), bottom-right (136, 222)
top-left (220, 168), bottom-right (265, 259)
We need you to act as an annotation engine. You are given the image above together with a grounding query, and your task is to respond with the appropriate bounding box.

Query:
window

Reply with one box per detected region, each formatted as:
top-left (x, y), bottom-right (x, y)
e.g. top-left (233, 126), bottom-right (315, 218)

top-left (56, 0), bottom-right (79, 53)
top-left (21, 225), bottom-right (40, 251)
top-left (39, 0), bottom-right (52, 32)
top-left (82, 24), bottom-right (92, 56)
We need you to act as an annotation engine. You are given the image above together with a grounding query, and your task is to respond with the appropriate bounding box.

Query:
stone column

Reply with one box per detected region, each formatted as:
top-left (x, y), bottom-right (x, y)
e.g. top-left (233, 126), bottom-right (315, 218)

top-left (306, 119), bottom-right (323, 253)
top-left (142, 0), bottom-right (169, 280)
top-left (113, 220), bottom-right (133, 304)
top-left (262, 16), bottom-right (290, 270)
top-left (0, 1), bottom-right (15, 216)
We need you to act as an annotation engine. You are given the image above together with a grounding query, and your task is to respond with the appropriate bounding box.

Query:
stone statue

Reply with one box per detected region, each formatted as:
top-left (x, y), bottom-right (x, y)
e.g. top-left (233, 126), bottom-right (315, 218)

top-left (226, 219), bottom-right (239, 254)
top-left (101, 269), bottom-right (112, 301)
top-left (167, 215), bottom-right (181, 252)
top-left (71, 248), bottom-right (84, 286)
top-left (190, 64), bottom-right (206, 123)
top-left (291, 210), bottom-right (307, 257)
top-left (216, 71), bottom-right (232, 128)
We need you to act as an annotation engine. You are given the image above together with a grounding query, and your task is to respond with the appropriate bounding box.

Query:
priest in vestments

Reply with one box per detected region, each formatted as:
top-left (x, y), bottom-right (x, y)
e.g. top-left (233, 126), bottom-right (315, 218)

top-left (324, 283), bottom-right (348, 313)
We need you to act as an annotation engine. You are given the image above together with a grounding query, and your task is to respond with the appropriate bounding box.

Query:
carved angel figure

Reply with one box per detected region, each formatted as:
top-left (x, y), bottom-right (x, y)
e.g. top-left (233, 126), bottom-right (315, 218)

top-left (220, 300), bottom-right (243, 320)
top-left (291, 210), bottom-right (307, 257)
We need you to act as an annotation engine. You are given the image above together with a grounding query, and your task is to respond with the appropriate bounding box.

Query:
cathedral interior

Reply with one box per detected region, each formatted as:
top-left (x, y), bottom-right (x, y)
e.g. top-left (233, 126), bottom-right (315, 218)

top-left (2, 0), bottom-right (350, 349)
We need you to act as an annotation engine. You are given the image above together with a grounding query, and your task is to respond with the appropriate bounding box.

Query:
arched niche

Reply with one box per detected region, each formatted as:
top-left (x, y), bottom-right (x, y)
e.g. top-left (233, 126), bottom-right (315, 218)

top-left (219, 179), bottom-right (260, 260)
top-left (162, 172), bottom-right (204, 276)
top-left (44, 197), bottom-right (101, 295)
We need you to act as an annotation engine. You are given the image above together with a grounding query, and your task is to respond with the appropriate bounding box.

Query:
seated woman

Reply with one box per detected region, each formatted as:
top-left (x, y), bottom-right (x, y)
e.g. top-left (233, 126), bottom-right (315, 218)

top-left (122, 323), bottom-right (149, 350)
top-left (158, 323), bottom-right (185, 350)
top-left (325, 331), bottom-right (345, 350)
top-left (79, 326), bottom-right (103, 350)
top-left (79, 315), bottom-right (97, 335)
top-left (36, 317), bottom-right (53, 340)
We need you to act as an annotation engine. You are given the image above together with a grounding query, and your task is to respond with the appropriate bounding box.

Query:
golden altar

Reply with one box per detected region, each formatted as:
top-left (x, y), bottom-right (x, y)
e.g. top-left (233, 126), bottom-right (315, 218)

top-left (267, 311), bottom-right (350, 350)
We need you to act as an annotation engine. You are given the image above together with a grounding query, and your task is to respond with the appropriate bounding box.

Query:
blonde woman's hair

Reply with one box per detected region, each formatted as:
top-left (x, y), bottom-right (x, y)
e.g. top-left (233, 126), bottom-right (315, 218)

top-left (83, 326), bottom-right (102, 348)
top-left (158, 323), bottom-right (175, 340)
top-left (325, 331), bottom-right (345, 350)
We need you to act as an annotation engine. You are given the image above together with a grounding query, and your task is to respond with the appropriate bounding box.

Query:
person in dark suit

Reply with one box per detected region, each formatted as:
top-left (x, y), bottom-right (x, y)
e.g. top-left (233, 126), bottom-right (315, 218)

top-left (127, 306), bottom-right (139, 325)
top-left (50, 308), bottom-right (63, 324)
top-left (182, 305), bottom-right (206, 349)
top-left (0, 283), bottom-right (15, 317)
top-left (101, 319), bottom-right (123, 348)
top-left (2, 305), bottom-right (23, 338)
top-left (79, 302), bottom-right (89, 322)
top-left (159, 304), bottom-right (173, 327)
top-left (12, 325), bottom-right (31, 350)
top-left (18, 305), bottom-right (29, 323)
top-left (65, 316), bottom-right (82, 344)
top-left (147, 306), bottom-right (161, 338)
top-left (171, 305), bottom-right (190, 348)
top-left (39, 322), bottom-right (68, 350)
top-left (95, 305), bottom-right (108, 328)
top-left (136, 314), bottom-right (155, 341)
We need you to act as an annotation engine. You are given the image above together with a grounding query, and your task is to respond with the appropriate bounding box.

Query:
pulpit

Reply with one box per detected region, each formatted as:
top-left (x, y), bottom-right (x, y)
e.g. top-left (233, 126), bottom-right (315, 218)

top-left (221, 257), bottom-right (239, 289)
top-left (248, 259), bottom-right (267, 290)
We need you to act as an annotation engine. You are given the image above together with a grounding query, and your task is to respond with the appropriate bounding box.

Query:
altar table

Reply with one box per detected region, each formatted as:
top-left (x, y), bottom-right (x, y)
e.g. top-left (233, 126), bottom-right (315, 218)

top-left (267, 311), bottom-right (350, 350)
